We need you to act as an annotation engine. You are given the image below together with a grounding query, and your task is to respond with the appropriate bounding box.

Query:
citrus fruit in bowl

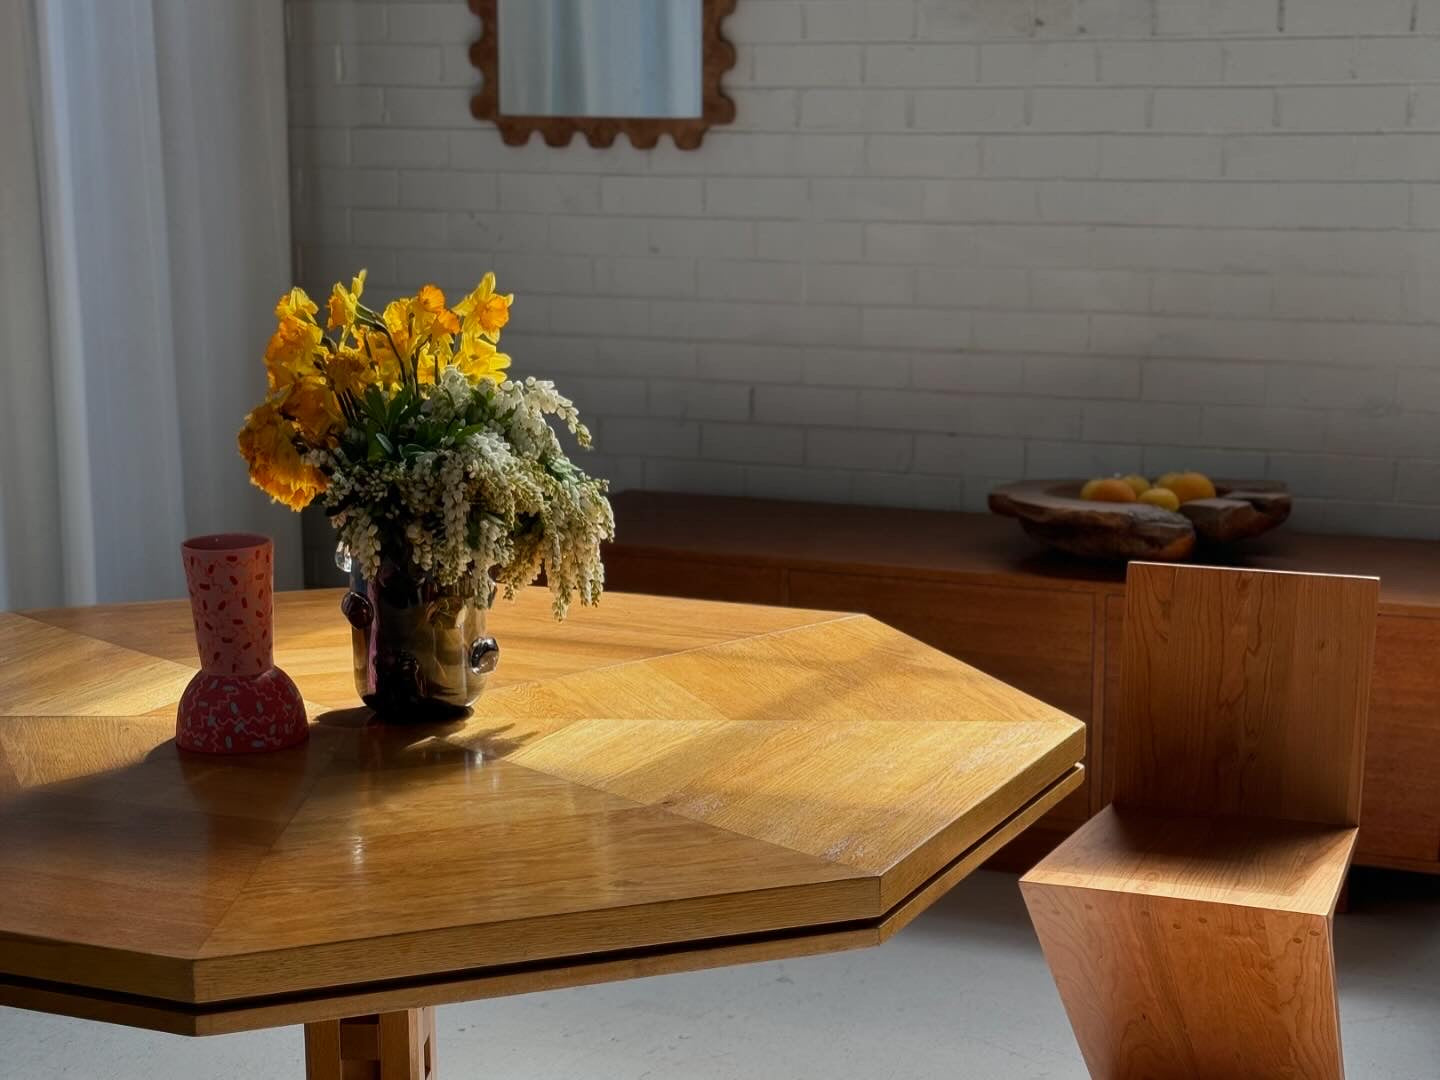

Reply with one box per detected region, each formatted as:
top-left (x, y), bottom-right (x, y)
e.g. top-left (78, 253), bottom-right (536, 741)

top-left (1081, 478), bottom-right (1138, 503)
top-left (988, 476), bottom-right (1292, 561)
top-left (1081, 472), bottom-right (1216, 507)
top-left (1138, 487), bottom-right (1181, 511)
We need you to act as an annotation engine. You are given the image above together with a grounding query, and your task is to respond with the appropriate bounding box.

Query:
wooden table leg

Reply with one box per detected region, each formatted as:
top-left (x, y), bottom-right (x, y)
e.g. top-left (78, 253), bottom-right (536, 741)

top-left (304, 1008), bottom-right (437, 1079)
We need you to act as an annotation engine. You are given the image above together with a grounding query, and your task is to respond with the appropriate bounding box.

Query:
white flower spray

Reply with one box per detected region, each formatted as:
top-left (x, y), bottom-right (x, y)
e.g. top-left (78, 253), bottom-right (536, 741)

top-left (313, 373), bottom-right (613, 618)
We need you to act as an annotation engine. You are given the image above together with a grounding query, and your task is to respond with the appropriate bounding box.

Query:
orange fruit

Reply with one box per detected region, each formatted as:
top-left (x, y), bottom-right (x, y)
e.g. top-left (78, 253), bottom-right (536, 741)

top-left (1138, 487), bottom-right (1180, 512)
top-left (1079, 478), bottom-right (1105, 500)
top-left (1167, 471), bottom-right (1216, 504)
top-left (1084, 478), bottom-right (1138, 503)
top-left (1120, 474), bottom-right (1151, 497)
top-left (1156, 471), bottom-right (1184, 490)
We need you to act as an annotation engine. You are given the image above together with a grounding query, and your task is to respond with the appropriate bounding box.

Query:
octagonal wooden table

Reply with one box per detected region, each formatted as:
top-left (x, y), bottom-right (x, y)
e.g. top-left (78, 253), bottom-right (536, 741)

top-left (0, 589), bottom-right (1084, 1078)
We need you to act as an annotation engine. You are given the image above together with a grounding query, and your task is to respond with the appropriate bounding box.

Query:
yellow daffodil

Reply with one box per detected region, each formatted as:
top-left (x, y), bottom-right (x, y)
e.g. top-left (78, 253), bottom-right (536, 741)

top-left (454, 331), bottom-right (511, 384)
top-left (382, 297), bottom-right (413, 360)
top-left (280, 377), bottom-right (342, 445)
top-left (237, 400), bottom-right (327, 510)
top-left (431, 324), bottom-right (455, 372)
top-left (327, 269), bottom-right (367, 334)
top-left (412, 332), bottom-right (457, 385)
top-left (264, 314), bottom-right (324, 390)
top-left (383, 287), bottom-right (458, 370)
top-left (274, 287), bottom-right (318, 323)
top-left (454, 271), bottom-right (512, 341)
top-left (365, 330), bottom-right (405, 389)
top-left (414, 283), bottom-right (461, 338)
top-left (413, 344), bottom-right (440, 385)
top-left (247, 272), bottom-right (521, 486)
top-left (325, 347), bottom-right (376, 398)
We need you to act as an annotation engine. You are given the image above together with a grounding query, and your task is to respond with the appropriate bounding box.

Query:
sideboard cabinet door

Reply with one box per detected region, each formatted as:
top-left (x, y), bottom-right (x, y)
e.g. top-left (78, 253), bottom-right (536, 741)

top-left (1358, 615), bottom-right (1440, 866)
top-left (604, 553), bottom-right (787, 606)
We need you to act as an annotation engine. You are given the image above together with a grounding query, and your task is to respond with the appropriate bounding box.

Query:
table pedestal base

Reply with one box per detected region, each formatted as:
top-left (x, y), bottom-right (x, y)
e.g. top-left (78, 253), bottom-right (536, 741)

top-left (304, 1008), bottom-right (437, 1079)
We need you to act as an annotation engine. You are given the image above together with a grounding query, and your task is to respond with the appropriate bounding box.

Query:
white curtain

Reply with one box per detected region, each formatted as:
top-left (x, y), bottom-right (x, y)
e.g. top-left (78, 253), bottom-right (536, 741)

top-left (0, 0), bottom-right (301, 610)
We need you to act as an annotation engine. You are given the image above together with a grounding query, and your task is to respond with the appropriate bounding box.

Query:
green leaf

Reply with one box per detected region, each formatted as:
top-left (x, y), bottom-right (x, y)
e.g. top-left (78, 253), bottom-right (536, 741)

top-left (364, 386), bottom-right (388, 426)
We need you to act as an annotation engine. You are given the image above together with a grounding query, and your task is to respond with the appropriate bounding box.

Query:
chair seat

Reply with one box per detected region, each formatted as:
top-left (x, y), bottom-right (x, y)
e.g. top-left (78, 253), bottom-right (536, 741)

top-left (1022, 806), bottom-right (1356, 1079)
top-left (1024, 805), bottom-right (1356, 917)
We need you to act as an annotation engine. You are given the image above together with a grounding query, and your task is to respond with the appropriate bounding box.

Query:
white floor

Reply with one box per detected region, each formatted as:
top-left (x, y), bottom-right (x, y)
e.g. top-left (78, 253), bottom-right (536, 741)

top-left (4, 869), bottom-right (1438, 1079)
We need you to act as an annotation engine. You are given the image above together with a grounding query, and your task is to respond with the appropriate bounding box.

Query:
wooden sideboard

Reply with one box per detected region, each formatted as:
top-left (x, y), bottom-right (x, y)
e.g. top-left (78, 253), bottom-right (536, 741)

top-left (603, 491), bottom-right (1440, 874)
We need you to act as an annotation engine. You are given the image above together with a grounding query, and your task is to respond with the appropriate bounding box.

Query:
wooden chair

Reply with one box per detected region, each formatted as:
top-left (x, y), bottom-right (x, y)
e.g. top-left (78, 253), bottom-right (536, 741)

top-left (1021, 563), bottom-right (1379, 1080)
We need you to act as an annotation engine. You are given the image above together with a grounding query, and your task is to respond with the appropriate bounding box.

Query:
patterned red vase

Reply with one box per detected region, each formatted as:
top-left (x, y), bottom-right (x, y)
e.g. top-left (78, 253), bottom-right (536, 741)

top-left (176, 533), bottom-right (307, 753)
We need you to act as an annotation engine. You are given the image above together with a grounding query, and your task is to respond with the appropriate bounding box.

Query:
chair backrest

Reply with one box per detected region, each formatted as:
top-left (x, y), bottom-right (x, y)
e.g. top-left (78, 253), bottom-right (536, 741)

top-left (1114, 562), bottom-right (1379, 827)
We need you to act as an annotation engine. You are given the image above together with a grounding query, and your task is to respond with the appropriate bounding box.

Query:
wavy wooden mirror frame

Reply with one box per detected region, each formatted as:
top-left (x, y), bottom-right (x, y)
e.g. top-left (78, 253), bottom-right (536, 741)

top-left (468, 0), bottom-right (736, 149)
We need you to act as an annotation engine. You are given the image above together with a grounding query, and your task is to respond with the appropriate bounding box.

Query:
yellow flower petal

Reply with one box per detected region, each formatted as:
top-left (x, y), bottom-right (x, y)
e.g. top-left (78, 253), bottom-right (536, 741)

top-left (327, 269), bottom-right (369, 333)
top-left (237, 400), bottom-right (326, 510)
top-left (477, 293), bottom-right (511, 338)
top-left (454, 271), bottom-right (513, 341)
top-left (411, 283), bottom-right (460, 339)
top-left (365, 330), bottom-right (405, 389)
top-left (264, 315), bottom-right (323, 390)
top-left (454, 332), bottom-right (511, 384)
top-left (415, 283), bottom-right (447, 315)
top-left (325, 347), bottom-right (376, 398)
top-left (274, 287), bottom-right (318, 323)
top-left (382, 298), bottom-right (413, 360)
top-left (280, 377), bottom-right (342, 444)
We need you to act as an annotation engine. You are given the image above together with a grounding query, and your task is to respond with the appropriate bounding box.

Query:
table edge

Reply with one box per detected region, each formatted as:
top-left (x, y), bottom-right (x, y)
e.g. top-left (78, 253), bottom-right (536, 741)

top-left (0, 765), bottom-right (1082, 1035)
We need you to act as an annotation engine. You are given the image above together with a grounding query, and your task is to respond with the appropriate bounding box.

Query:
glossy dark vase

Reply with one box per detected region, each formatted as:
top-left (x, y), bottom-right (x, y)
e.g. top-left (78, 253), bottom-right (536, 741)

top-left (341, 562), bottom-right (499, 722)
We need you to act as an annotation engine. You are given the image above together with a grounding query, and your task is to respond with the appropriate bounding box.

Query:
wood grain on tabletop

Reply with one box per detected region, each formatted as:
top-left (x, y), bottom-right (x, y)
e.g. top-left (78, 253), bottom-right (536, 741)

top-left (0, 586), bottom-right (1085, 1031)
top-left (0, 763), bottom-right (1083, 1038)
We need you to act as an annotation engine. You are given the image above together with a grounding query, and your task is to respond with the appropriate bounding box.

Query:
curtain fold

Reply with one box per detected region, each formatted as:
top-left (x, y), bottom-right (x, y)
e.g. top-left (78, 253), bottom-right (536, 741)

top-left (0, 0), bottom-right (301, 609)
top-left (0, 0), bottom-right (64, 607)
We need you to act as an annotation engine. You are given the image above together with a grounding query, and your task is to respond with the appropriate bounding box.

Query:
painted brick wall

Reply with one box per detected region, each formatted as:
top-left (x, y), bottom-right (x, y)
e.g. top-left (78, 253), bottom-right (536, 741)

top-left (286, 0), bottom-right (1440, 580)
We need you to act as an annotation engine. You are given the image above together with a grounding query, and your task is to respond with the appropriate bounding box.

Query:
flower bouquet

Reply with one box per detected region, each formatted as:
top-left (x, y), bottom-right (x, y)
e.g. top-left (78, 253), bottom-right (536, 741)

top-left (239, 270), bottom-right (613, 719)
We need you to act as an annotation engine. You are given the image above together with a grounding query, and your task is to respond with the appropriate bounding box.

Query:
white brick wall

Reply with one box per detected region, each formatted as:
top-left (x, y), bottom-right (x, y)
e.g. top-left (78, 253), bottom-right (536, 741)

top-left (287, 0), bottom-right (1440, 562)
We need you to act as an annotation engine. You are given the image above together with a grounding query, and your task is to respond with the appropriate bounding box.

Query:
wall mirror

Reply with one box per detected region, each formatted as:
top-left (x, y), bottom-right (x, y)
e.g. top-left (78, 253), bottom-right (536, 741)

top-left (469, 0), bottom-right (736, 149)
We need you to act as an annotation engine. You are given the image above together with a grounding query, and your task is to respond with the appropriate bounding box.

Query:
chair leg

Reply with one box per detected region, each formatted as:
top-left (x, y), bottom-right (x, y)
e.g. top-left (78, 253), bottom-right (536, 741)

top-left (1022, 883), bottom-right (1343, 1079)
top-left (304, 1008), bottom-right (438, 1080)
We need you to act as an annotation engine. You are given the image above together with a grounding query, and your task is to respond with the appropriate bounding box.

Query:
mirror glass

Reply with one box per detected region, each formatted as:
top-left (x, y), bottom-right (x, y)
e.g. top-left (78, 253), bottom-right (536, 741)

top-left (497, 0), bottom-right (704, 119)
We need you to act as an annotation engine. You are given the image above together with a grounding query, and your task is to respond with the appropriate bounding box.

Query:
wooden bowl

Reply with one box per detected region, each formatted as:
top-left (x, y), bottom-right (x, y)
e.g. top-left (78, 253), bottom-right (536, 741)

top-left (988, 478), bottom-right (1292, 561)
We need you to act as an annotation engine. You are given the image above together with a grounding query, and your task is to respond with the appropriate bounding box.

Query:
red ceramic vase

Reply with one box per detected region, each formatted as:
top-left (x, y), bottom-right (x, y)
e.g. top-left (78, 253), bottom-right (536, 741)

top-left (175, 533), bottom-right (307, 753)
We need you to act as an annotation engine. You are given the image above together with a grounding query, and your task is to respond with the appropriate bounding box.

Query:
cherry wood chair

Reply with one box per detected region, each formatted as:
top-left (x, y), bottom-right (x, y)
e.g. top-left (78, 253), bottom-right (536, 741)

top-left (1022, 562), bottom-right (1380, 1080)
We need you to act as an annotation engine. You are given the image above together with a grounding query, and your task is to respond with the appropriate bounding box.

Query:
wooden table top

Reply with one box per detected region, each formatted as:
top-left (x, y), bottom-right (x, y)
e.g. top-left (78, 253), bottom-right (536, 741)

top-left (0, 589), bottom-right (1084, 1035)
